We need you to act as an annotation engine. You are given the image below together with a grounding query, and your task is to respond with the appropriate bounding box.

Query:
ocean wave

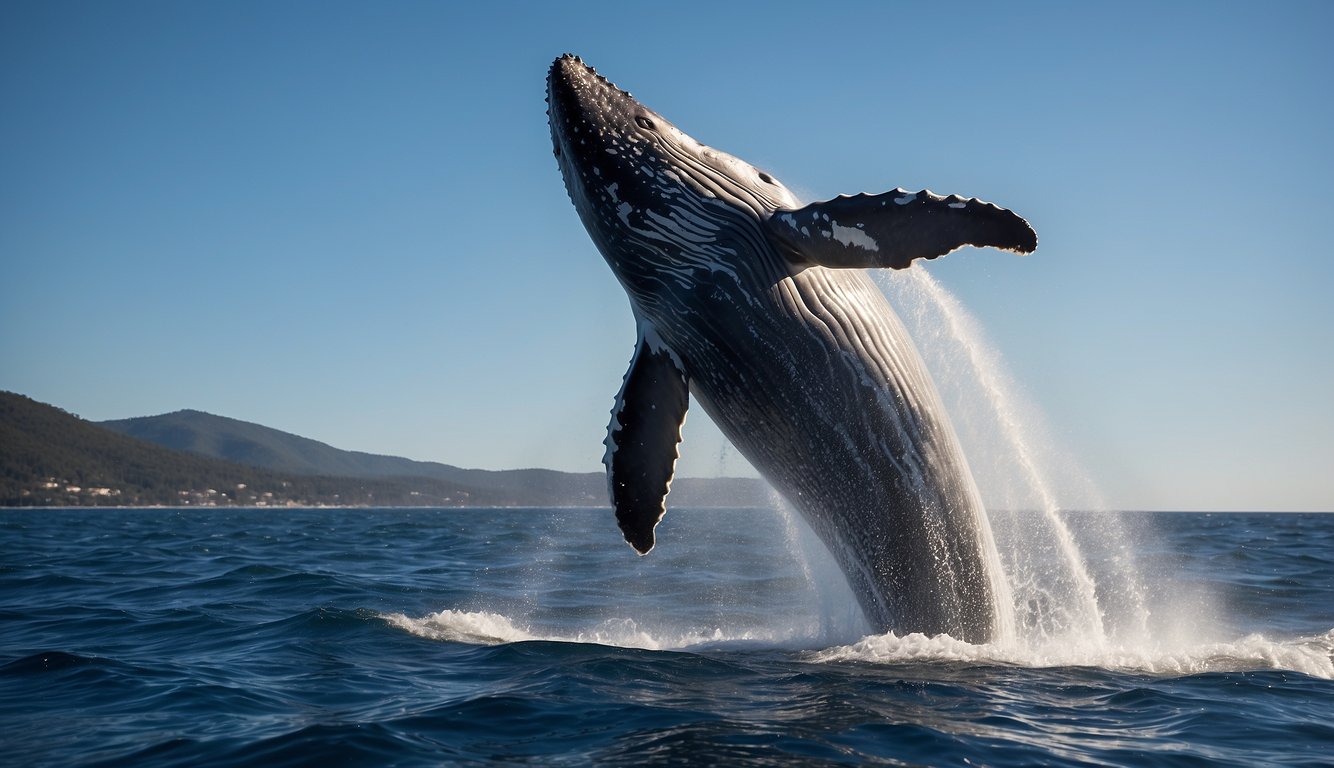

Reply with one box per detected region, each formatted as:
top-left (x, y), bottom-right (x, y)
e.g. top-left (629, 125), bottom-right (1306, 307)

top-left (0, 650), bottom-right (103, 675)
top-left (381, 609), bottom-right (812, 651)
top-left (384, 610), bottom-right (1333, 679)
top-left (811, 628), bottom-right (1334, 679)
top-left (382, 610), bottom-right (539, 645)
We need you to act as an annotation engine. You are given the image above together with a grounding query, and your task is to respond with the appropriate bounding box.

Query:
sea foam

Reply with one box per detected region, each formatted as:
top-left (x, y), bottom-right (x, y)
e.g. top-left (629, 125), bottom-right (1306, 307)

top-left (812, 628), bottom-right (1334, 679)
top-left (384, 609), bottom-right (1334, 679)
top-left (382, 609), bottom-right (807, 651)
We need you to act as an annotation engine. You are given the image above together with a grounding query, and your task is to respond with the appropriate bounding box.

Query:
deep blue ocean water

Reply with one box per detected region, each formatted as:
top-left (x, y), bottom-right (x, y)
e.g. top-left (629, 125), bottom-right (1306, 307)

top-left (3, 507), bottom-right (1331, 766)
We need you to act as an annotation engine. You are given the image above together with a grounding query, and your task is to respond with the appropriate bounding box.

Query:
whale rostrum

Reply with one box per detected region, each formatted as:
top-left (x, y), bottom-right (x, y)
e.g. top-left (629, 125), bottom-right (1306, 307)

top-left (547, 54), bottom-right (1035, 642)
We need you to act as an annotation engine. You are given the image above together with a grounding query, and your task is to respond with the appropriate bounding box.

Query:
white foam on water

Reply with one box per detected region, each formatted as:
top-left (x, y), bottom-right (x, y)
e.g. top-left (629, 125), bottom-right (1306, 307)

top-left (384, 610), bottom-right (1333, 678)
top-left (811, 628), bottom-right (1334, 680)
top-left (382, 609), bottom-right (813, 651)
top-left (383, 609), bottom-right (538, 645)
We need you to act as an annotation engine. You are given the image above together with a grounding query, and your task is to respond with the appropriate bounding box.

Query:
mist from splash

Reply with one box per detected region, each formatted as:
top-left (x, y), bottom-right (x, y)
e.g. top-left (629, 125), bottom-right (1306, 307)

top-left (876, 267), bottom-right (1166, 653)
top-left (384, 259), bottom-right (1329, 677)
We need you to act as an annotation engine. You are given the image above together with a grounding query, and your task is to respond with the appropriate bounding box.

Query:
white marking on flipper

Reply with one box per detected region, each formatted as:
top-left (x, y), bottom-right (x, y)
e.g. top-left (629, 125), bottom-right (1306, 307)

top-left (641, 321), bottom-right (685, 372)
top-left (831, 222), bottom-right (880, 252)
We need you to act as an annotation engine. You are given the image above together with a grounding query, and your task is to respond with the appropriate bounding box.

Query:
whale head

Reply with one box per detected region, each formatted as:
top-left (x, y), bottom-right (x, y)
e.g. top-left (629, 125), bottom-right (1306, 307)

top-left (546, 54), bottom-right (799, 294)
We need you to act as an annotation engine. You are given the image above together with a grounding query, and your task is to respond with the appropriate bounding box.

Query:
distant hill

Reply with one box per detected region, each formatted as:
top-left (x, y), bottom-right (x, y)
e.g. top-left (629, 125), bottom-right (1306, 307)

top-left (0, 392), bottom-right (495, 507)
top-left (100, 409), bottom-right (472, 479)
top-left (98, 408), bottom-right (605, 502)
top-left (98, 408), bottom-right (768, 507)
top-left (1, 392), bottom-right (768, 507)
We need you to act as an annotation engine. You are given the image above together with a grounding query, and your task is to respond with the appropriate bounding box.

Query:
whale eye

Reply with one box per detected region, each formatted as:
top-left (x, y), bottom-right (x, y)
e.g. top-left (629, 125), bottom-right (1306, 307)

top-left (758, 172), bottom-right (775, 184)
top-left (635, 116), bottom-right (656, 131)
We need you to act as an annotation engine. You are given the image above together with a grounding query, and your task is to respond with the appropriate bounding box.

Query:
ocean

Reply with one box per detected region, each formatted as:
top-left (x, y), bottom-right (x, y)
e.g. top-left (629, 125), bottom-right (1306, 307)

top-left (2, 507), bottom-right (1331, 766)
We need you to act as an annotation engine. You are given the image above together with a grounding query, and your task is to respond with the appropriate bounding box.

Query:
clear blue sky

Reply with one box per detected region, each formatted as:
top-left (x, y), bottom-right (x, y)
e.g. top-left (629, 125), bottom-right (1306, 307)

top-left (3, 1), bottom-right (1330, 511)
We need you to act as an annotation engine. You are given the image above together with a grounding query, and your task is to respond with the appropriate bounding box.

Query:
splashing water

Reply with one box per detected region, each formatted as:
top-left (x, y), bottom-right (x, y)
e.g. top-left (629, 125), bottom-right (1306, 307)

top-left (877, 268), bottom-right (1157, 653)
top-left (770, 487), bottom-right (873, 646)
top-left (383, 609), bottom-right (1334, 679)
top-left (383, 609), bottom-right (768, 650)
top-left (384, 268), bottom-right (1325, 679)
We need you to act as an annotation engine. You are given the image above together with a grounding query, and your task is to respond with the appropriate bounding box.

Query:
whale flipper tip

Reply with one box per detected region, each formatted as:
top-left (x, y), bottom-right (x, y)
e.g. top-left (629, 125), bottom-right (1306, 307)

top-left (604, 331), bottom-right (689, 558)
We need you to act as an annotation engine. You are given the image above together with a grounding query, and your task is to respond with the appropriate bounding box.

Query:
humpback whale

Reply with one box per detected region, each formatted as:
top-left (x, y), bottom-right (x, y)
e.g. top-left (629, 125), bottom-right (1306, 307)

top-left (547, 55), bottom-right (1036, 642)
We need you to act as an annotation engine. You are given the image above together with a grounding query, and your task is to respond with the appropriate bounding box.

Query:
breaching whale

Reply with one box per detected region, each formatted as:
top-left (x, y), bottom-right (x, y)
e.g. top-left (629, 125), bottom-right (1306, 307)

top-left (547, 55), bottom-right (1036, 642)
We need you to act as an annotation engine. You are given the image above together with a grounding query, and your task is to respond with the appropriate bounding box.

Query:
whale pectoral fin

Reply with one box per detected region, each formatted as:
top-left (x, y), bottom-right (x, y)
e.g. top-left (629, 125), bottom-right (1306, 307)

top-left (604, 335), bottom-right (689, 555)
top-left (764, 190), bottom-right (1037, 270)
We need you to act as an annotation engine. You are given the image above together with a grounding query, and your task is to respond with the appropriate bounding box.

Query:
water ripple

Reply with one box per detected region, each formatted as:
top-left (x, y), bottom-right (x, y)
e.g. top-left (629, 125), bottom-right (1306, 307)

top-left (2, 508), bottom-right (1330, 767)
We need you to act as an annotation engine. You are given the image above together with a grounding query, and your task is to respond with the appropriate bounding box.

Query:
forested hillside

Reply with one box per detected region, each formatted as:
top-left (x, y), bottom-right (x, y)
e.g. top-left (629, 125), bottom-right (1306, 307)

top-left (0, 393), bottom-right (490, 507)
top-left (2, 392), bottom-right (768, 507)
